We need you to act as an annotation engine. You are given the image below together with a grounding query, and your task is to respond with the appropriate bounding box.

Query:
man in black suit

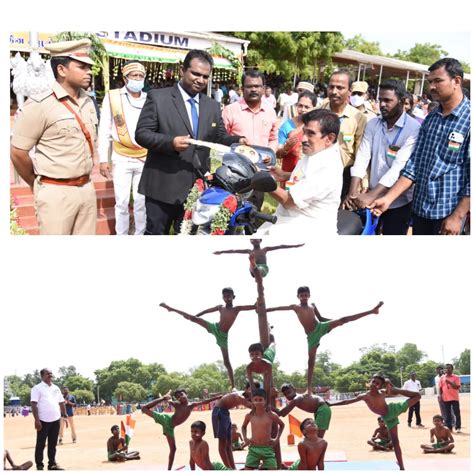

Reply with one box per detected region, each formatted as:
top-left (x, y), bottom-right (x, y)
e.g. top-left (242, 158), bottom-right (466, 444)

top-left (135, 49), bottom-right (244, 235)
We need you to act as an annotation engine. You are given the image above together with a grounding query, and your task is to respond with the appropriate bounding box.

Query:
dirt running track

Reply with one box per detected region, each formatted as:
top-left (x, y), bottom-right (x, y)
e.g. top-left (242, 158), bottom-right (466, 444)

top-left (4, 394), bottom-right (469, 470)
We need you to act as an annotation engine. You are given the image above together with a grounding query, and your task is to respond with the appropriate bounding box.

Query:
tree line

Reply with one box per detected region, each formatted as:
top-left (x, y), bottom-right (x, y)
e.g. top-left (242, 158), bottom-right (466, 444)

top-left (4, 345), bottom-right (470, 406)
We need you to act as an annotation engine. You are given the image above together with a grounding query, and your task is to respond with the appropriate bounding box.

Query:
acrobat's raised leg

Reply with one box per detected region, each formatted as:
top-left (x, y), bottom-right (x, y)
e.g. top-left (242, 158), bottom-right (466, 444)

top-left (159, 303), bottom-right (208, 330)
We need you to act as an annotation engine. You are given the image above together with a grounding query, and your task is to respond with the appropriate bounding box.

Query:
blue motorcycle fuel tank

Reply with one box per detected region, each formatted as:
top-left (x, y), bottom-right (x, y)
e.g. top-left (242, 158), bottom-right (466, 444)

top-left (200, 188), bottom-right (232, 205)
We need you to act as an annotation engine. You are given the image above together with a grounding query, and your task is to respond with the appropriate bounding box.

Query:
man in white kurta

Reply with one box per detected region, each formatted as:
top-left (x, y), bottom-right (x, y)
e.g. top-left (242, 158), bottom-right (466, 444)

top-left (98, 61), bottom-right (147, 235)
top-left (260, 109), bottom-right (343, 236)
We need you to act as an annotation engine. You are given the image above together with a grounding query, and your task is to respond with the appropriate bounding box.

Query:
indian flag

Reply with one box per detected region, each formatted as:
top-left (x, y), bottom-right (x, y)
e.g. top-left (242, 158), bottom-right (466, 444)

top-left (120, 415), bottom-right (136, 446)
top-left (288, 414), bottom-right (303, 438)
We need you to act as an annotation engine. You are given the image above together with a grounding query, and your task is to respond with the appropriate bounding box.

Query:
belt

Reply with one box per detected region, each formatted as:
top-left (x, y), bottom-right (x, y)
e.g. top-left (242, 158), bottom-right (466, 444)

top-left (40, 175), bottom-right (90, 186)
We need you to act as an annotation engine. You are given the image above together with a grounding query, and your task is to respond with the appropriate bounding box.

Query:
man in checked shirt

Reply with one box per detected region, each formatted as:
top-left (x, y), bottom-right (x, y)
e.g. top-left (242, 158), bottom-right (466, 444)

top-left (371, 58), bottom-right (470, 235)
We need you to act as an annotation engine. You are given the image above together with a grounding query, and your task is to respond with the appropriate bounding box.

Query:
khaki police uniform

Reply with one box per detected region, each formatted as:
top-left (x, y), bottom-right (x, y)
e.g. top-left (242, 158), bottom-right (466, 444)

top-left (320, 101), bottom-right (367, 196)
top-left (11, 39), bottom-right (98, 235)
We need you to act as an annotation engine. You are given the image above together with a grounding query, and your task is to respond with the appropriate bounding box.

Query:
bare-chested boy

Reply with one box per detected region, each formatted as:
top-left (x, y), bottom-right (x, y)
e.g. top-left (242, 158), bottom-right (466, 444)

top-left (267, 286), bottom-right (383, 394)
top-left (106, 425), bottom-right (140, 462)
top-left (232, 424), bottom-right (245, 451)
top-left (330, 375), bottom-right (421, 470)
top-left (368, 417), bottom-right (393, 451)
top-left (189, 421), bottom-right (231, 470)
top-left (420, 415), bottom-right (455, 453)
top-left (242, 389), bottom-right (285, 470)
top-left (213, 239), bottom-right (304, 279)
top-left (246, 342), bottom-right (276, 407)
top-left (275, 383), bottom-right (331, 438)
top-left (212, 383), bottom-right (254, 468)
top-left (142, 388), bottom-right (222, 470)
top-left (288, 418), bottom-right (327, 470)
top-left (160, 287), bottom-right (255, 390)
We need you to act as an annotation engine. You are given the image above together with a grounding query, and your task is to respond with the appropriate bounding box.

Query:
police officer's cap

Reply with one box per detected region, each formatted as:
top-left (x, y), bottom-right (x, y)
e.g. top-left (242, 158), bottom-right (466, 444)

top-left (45, 39), bottom-right (95, 66)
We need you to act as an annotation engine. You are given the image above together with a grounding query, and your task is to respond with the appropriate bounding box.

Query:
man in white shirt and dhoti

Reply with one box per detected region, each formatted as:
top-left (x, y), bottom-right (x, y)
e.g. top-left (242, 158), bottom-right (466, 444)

top-left (98, 61), bottom-right (147, 235)
top-left (260, 109), bottom-right (343, 236)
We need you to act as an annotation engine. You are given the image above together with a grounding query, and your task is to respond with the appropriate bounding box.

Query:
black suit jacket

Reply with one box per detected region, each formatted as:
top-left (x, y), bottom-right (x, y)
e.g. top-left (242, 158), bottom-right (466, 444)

top-left (135, 84), bottom-right (240, 205)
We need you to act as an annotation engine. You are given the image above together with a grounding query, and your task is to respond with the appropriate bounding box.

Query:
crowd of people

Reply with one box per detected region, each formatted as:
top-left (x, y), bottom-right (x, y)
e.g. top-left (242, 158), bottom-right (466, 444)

top-left (10, 39), bottom-right (470, 236)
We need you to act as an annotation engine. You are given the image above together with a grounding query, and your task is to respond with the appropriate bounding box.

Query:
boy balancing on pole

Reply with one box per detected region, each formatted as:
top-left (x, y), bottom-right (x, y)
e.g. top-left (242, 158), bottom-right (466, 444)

top-left (160, 287), bottom-right (255, 390)
top-left (266, 286), bottom-right (383, 394)
top-left (141, 388), bottom-right (222, 470)
top-left (329, 375), bottom-right (421, 470)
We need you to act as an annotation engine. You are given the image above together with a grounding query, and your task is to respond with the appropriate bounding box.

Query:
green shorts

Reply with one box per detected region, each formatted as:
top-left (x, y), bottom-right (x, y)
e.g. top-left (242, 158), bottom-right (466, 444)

top-left (232, 441), bottom-right (243, 450)
top-left (382, 400), bottom-right (409, 431)
top-left (375, 439), bottom-right (390, 447)
top-left (245, 445), bottom-right (277, 469)
top-left (256, 264), bottom-right (269, 278)
top-left (315, 403), bottom-right (332, 431)
top-left (152, 411), bottom-right (175, 438)
top-left (307, 322), bottom-right (331, 351)
top-left (288, 459), bottom-right (300, 470)
top-left (432, 442), bottom-right (446, 449)
top-left (206, 321), bottom-right (229, 350)
top-left (212, 461), bottom-right (232, 470)
top-left (263, 345), bottom-right (276, 364)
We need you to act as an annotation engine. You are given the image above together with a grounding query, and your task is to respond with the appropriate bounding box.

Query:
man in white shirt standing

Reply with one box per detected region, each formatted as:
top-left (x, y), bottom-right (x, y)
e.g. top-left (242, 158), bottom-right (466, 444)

top-left (98, 61), bottom-right (148, 235)
top-left (261, 109), bottom-right (342, 236)
top-left (402, 372), bottom-right (424, 428)
top-left (342, 80), bottom-right (420, 234)
top-left (31, 369), bottom-right (68, 470)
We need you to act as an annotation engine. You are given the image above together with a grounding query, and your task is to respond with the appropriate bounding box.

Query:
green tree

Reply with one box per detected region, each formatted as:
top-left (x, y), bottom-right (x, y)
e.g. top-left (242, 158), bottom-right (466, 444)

top-left (344, 35), bottom-right (384, 55)
top-left (95, 358), bottom-right (164, 402)
top-left (393, 43), bottom-right (448, 66)
top-left (396, 343), bottom-right (426, 370)
top-left (403, 360), bottom-right (439, 388)
top-left (226, 32), bottom-right (344, 83)
top-left (152, 373), bottom-right (187, 398)
top-left (453, 349), bottom-right (470, 374)
top-left (114, 382), bottom-right (147, 402)
top-left (73, 389), bottom-right (95, 404)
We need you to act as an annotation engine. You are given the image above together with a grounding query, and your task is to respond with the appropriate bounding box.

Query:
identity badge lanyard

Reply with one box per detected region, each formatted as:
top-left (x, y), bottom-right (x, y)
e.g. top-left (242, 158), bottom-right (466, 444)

top-left (384, 114), bottom-right (407, 160)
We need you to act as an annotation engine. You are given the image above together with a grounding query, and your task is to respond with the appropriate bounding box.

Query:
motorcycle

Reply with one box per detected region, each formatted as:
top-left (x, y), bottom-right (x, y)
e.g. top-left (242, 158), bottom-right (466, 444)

top-left (180, 143), bottom-right (278, 235)
top-left (337, 208), bottom-right (380, 235)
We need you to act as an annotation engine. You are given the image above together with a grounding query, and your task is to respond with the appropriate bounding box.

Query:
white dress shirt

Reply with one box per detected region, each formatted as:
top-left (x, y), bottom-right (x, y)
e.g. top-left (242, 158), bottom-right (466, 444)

top-left (261, 144), bottom-right (343, 236)
top-left (403, 378), bottom-right (422, 392)
top-left (98, 86), bottom-right (147, 164)
top-left (30, 381), bottom-right (64, 422)
top-left (351, 111), bottom-right (420, 208)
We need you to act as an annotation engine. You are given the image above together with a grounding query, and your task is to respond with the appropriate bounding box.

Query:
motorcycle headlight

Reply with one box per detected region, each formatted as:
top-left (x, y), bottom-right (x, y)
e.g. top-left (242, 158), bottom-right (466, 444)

top-left (192, 201), bottom-right (220, 225)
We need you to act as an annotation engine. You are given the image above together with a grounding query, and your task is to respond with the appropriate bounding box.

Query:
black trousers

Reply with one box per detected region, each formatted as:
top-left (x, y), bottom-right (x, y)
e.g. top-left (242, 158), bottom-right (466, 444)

top-left (407, 400), bottom-right (422, 425)
top-left (376, 202), bottom-right (412, 235)
top-left (444, 400), bottom-right (461, 430)
top-left (412, 214), bottom-right (444, 235)
top-left (144, 196), bottom-right (184, 235)
top-left (35, 419), bottom-right (60, 468)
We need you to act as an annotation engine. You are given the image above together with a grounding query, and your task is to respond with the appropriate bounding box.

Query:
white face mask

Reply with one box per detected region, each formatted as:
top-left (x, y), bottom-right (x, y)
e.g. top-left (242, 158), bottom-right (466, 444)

top-left (126, 79), bottom-right (144, 93)
top-left (350, 95), bottom-right (365, 108)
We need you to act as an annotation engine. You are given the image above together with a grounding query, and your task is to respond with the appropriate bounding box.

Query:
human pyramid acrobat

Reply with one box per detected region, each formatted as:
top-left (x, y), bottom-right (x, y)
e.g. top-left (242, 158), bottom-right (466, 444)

top-left (156, 239), bottom-right (421, 470)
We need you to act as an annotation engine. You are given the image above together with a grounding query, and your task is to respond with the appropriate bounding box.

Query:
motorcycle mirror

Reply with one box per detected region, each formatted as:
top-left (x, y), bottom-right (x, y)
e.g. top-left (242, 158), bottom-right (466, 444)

top-left (250, 171), bottom-right (277, 192)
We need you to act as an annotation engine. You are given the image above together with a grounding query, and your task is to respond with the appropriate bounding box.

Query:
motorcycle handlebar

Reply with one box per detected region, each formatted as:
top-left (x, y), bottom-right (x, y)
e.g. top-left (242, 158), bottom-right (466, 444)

top-left (250, 209), bottom-right (278, 224)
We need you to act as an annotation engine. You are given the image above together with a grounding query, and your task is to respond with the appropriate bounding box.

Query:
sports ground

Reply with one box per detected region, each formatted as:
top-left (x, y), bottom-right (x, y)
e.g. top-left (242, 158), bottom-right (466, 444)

top-left (4, 394), bottom-right (470, 470)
